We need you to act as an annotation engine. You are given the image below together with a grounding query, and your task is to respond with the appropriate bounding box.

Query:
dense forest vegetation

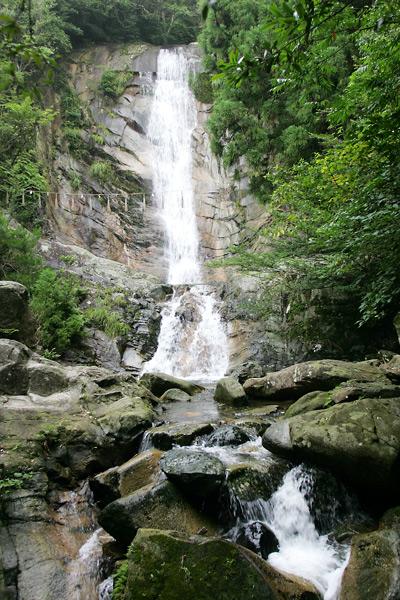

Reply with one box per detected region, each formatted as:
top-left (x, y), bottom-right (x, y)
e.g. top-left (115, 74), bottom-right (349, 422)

top-left (0, 0), bottom-right (399, 353)
top-left (200, 0), bottom-right (400, 340)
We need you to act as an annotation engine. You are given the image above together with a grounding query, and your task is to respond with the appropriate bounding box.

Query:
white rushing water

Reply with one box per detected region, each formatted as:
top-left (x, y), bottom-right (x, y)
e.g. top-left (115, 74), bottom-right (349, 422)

top-left (143, 47), bottom-right (229, 381)
top-left (227, 463), bottom-right (350, 600)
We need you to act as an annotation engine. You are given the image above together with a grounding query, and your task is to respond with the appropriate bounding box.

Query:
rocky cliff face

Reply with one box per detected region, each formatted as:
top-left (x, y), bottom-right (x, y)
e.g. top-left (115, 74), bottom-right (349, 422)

top-left (39, 42), bottom-right (273, 371)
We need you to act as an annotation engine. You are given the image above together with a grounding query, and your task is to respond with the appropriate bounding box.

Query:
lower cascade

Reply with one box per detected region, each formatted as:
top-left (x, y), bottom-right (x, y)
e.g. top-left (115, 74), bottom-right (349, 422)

top-left (142, 47), bottom-right (229, 381)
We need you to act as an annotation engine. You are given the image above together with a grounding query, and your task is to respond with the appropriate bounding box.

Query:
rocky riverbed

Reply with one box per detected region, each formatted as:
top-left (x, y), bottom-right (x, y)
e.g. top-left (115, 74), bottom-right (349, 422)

top-left (1, 280), bottom-right (400, 600)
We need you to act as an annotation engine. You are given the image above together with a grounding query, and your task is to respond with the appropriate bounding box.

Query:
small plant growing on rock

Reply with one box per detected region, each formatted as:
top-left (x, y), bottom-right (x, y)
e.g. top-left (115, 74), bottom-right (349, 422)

top-left (99, 69), bottom-right (132, 100)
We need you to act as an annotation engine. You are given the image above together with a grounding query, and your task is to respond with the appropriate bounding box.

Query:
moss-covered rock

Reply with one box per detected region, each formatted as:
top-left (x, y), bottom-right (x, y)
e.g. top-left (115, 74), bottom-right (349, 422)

top-left (0, 281), bottom-right (35, 346)
top-left (263, 398), bottom-right (400, 501)
top-left (116, 528), bottom-right (321, 600)
top-left (244, 359), bottom-right (386, 402)
top-left (214, 377), bottom-right (247, 406)
top-left (98, 481), bottom-right (218, 547)
top-left (91, 449), bottom-right (163, 505)
top-left (340, 526), bottom-right (400, 599)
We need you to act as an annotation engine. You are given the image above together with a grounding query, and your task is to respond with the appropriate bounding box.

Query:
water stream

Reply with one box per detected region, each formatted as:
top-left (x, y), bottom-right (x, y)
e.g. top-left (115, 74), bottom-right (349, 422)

top-left (142, 47), bottom-right (229, 381)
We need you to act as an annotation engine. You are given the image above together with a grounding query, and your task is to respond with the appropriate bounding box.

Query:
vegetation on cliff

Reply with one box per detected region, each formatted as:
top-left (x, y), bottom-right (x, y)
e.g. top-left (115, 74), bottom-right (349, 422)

top-left (201, 0), bottom-right (400, 338)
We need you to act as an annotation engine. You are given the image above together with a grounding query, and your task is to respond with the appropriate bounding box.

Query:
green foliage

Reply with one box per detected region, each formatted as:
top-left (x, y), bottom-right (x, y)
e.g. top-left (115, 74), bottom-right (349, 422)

top-left (112, 561), bottom-right (128, 600)
top-left (31, 268), bottom-right (86, 353)
top-left (89, 160), bottom-right (115, 186)
top-left (85, 289), bottom-right (129, 338)
top-left (68, 170), bottom-right (82, 191)
top-left (209, 0), bottom-right (400, 330)
top-left (0, 471), bottom-right (33, 496)
top-left (0, 211), bottom-right (42, 287)
top-left (100, 69), bottom-right (131, 99)
top-left (189, 71), bottom-right (214, 103)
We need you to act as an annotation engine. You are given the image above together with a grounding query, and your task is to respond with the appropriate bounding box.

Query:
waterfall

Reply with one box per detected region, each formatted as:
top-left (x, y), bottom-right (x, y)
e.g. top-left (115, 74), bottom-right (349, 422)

top-left (143, 47), bottom-right (229, 381)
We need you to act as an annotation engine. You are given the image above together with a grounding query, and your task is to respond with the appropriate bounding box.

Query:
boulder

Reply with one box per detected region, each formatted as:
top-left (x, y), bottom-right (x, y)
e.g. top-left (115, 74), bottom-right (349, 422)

top-left (160, 388), bottom-right (191, 403)
top-left (0, 281), bottom-right (34, 346)
top-left (263, 398), bottom-right (400, 500)
top-left (160, 448), bottom-right (225, 499)
top-left (146, 422), bottom-right (214, 450)
top-left (91, 449), bottom-right (162, 505)
top-left (226, 461), bottom-right (288, 514)
top-left (230, 521), bottom-right (279, 559)
top-left (115, 528), bottom-right (321, 600)
top-left (98, 480), bottom-right (218, 546)
top-left (381, 354), bottom-right (400, 382)
top-left (202, 424), bottom-right (252, 447)
top-left (340, 524), bottom-right (400, 599)
top-left (285, 380), bottom-right (400, 418)
top-left (244, 359), bottom-right (385, 401)
top-left (139, 371), bottom-right (204, 397)
top-left (214, 376), bottom-right (248, 406)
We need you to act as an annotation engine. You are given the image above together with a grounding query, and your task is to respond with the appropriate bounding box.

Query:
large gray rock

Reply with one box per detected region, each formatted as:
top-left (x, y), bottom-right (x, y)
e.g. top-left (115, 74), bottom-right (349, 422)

top-left (244, 359), bottom-right (385, 401)
top-left (91, 449), bottom-right (162, 504)
top-left (115, 528), bottom-right (321, 600)
top-left (285, 380), bottom-right (400, 418)
top-left (214, 376), bottom-right (247, 405)
top-left (263, 398), bottom-right (400, 500)
top-left (0, 281), bottom-right (34, 346)
top-left (160, 448), bottom-right (225, 499)
top-left (98, 480), bottom-right (218, 546)
top-left (139, 371), bottom-right (204, 397)
top-left (203, 424), bottom-right (252, 447)
top-left (160, 388), bottom-right (191, 403)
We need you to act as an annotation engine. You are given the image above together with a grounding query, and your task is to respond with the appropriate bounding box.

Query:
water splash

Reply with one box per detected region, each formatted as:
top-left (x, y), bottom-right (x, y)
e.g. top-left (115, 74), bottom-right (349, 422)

top-left (227, 464), bottom-right (350, 600)
top-left (143, 47), bottom-right (229, 381)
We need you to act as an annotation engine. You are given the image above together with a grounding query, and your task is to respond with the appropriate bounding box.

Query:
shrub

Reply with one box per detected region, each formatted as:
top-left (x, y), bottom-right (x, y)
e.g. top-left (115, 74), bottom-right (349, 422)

top-left (99, 69), bottom-right (132, 99)
top-left (0, 211), bottom-right (42, 288)
top-left (89, 160), bottom-right (114, 185)
top-left (189, 72), bottom-right (214, 104)
top-left (31, 268), bottom-right (86, 354)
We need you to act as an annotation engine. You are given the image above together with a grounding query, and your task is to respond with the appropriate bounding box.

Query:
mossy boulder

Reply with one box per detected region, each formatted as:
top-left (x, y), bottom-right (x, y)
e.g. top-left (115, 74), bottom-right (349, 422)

top-left (340, 524), bottom-right (400, 599)
top-left (0, 281), bottom-right (35, 346)
top-left (98, 481), bottom-right (218, 547)
top-left (116, 528), bottom-right (321, 600)
top-left (91, 449), bottom-right (162, 505)
top-left (139, 372), bottom-right (204, 397)
top-left (244, 359), bottom-right (385, 402)
top-left (214, 377), bottom-right (247, 406)
top-left (263, 398), bottom-right (400, 501)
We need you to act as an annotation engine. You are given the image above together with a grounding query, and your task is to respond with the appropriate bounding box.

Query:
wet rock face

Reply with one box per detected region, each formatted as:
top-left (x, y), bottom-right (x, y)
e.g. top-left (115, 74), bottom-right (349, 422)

top-left (230, 521), bottom-right (279, 559)
top-left (0, 281), bottom-right (35, 347)
top-left (262, 397), bottom-right (400, 502)
top-left (160, 448), bottom-right (226, 499)
top-left (202, 424), bottom-right (252, 447)
top-left (145, 422), bottom-right (214, 451)
top-left (116, 529), bottom-right (321, 600)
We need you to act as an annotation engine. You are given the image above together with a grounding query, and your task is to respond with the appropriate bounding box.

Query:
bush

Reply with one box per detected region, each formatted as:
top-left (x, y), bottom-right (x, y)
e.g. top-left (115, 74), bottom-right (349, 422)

top-left (89, 160), bottom-right (114, 185)
top-left (189, 72), bottom-right (214, 104)
top-left (0, 211), bottom-right (42, 288)
top-left (99, 69), bottom-right (131, 99)
top-left (31, 268), bottom-right (86, 354)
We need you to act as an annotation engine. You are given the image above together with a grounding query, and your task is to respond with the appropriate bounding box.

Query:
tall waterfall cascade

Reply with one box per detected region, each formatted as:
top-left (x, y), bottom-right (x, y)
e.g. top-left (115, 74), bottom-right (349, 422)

top-left (143, 48), bottom-right (229, 381)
